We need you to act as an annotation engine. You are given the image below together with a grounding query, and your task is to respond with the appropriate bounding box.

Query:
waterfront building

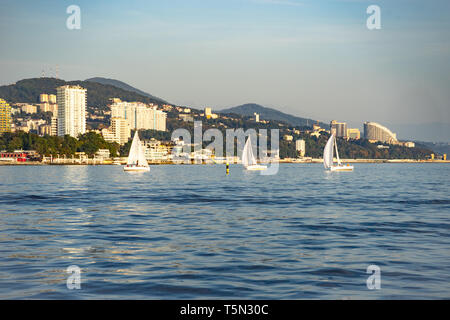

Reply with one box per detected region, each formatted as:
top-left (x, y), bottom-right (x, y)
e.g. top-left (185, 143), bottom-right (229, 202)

top-left (110, 99), bottom-right (166, 131)
top-left (364, 122), bottom-right (397, 144)
top-left (95, 149), bottom-right (111, 160)
top-left (142, 139), bottom-right (172, 161)
top-left (347, 128), bottom-right (361, 140)
top-left (0, 98), bottom-right (11, 133)
top-left (296, 139), bottom-right (306, 157)
top-left (57, 85), bottom-right (87, 138)
top-left (0, 151), bottom-right (28, 162)
top-left (330, 120), bottom-right (348, 139)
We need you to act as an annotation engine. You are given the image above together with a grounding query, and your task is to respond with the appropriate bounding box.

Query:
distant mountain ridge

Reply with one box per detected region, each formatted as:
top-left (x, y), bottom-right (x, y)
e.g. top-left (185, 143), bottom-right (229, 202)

top-left (85, 77), bottom-right (167, 104)
top-left (220, 103), bottom-right (329, 129)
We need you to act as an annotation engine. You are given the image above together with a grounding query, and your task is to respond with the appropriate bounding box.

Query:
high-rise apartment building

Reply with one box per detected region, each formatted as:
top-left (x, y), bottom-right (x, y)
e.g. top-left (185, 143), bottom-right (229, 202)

top-left (364, 122), bottom-right (397, 144)
top-left (330, 120), bottom-right (348, 139)
top-left (102, 117), bottom-right (131, 145)
top-left (110, 99), bottom-right (166, 131)
top-left (0, 98), bottom-right (11, 133)
top-left (57, 85), bottom-right (87, 138)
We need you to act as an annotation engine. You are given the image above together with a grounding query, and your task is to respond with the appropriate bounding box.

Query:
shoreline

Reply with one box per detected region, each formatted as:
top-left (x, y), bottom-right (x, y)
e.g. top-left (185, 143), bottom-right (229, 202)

top-left (1, 159), bottom-right (449, 166)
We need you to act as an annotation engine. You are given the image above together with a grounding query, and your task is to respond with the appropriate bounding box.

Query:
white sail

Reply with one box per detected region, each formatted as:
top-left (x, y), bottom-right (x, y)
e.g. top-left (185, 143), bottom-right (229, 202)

top-left (242, 136), bottom-right (257, 167)
top-left (127, 131), bottom-right (148, 167)
top-left (323, 134), bottom-right (334, 169)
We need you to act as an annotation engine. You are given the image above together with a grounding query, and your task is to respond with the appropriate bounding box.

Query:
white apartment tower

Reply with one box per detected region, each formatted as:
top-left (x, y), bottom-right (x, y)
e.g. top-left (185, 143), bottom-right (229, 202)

top-left (57, 85), bottom-right (87, 138)
top-left (110, 99), bottom-right (166, 131)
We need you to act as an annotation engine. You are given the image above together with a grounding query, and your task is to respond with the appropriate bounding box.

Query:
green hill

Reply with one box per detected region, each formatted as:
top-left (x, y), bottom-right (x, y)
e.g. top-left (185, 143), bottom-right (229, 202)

top-left (0, 77), bottom-right (168, 110)
top-left (85, 77), bottom-right (167, 103)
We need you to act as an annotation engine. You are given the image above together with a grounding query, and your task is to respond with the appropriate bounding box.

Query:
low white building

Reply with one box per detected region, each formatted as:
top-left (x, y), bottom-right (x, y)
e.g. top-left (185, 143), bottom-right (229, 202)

top-left (96, 149), bottom-right (111, 160)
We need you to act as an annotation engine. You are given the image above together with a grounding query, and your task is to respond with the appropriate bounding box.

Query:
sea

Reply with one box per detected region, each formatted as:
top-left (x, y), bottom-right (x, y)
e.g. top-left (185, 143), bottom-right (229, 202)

top-left (0, 163), bottom-right (449, 299)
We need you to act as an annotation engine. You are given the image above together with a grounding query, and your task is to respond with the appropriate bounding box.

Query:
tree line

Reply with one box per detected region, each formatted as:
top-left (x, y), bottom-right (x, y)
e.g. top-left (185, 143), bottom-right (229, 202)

top-left (0, 131), bottom-right (120, 158)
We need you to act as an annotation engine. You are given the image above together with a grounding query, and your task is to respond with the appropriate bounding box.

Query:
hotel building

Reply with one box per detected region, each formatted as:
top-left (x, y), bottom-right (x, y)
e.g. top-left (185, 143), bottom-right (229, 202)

top-left (57, 85), bottom-right (87, 138)
top-left (364, 122), bottom-right (397, 144)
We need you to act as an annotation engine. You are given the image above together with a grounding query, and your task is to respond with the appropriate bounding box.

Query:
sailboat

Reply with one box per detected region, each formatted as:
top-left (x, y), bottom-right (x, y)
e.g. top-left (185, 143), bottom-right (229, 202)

top-left (242, 136), bottom-right (267, 171)
top-left (124, 131), bottom-right (150, 172)
top-left (323, 134), bottom-right (354, 172)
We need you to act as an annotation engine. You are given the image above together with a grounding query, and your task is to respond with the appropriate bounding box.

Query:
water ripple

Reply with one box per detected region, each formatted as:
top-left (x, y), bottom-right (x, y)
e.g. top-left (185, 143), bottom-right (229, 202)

top-left (0, 163), bottom-right (449, 299)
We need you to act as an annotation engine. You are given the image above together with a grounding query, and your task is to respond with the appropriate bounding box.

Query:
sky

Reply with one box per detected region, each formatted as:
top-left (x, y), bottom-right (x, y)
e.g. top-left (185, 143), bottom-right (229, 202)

top-left (1, 0), bottom-right (449, 141)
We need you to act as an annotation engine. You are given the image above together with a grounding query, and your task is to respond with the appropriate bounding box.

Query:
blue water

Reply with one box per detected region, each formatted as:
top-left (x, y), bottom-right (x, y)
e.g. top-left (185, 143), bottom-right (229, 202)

top-left (0, 163), bottom-right (449, 299)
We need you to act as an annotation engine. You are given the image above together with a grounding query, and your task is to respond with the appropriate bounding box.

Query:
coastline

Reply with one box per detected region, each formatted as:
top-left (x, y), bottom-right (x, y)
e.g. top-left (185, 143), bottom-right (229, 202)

top-left (1, 159), bottom-right (449, 166)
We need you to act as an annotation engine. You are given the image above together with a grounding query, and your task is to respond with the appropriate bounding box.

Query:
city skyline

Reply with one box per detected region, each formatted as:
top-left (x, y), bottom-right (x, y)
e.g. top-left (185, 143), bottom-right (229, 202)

top-left (1, 0), bottom-right (449, 141)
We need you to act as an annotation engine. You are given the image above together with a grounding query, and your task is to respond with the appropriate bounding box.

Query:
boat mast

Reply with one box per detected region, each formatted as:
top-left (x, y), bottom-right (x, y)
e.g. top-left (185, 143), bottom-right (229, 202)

top-left (334, 136), bottom-right (342, 166)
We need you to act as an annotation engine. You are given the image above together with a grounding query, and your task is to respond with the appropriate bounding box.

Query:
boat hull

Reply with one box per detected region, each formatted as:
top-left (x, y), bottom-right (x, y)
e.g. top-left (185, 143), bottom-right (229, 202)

top-left (330, 165), bottom-right (354, 171)
top-left (123, 166), bottom-right (150, 172)
top-left (245, 165), bottom-right (267, 171)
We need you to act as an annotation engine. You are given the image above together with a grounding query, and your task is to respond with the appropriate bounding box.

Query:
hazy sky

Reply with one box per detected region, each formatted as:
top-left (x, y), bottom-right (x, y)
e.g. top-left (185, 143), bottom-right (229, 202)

top-left (1, 0), bottom-right (449, 136)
